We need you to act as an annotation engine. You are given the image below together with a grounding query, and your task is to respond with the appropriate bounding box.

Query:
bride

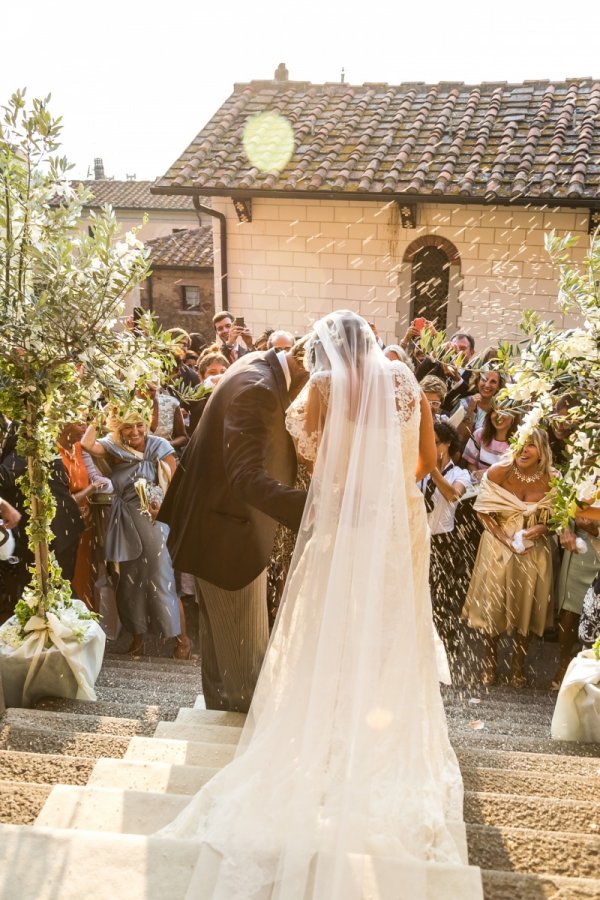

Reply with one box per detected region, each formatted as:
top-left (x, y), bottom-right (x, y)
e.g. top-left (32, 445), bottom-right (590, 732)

top-left (160, 310), bottom-right (483, 899)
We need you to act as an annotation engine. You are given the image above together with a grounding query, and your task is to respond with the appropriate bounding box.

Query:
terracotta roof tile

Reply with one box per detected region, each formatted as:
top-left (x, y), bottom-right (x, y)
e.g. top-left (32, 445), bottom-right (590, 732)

top-left (73, 180), bottom-right (208, 210)
top-left (146, 227), bottom-right (213, 268)
top-left (154, 78), bottom-right (600, 203)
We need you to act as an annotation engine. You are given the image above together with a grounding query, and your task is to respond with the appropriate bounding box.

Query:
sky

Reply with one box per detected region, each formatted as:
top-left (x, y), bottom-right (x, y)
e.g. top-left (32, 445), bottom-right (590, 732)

top-left (4, 0), bottom-right (600, 182)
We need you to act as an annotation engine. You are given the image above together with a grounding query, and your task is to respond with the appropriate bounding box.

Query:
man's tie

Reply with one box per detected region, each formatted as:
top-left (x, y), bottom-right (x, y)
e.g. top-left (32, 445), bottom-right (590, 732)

top-left (229, 346), bottom-right (238, 363)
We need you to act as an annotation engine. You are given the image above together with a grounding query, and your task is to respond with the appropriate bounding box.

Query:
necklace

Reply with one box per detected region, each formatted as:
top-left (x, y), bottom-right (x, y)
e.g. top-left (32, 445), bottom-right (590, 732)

top-left (512, 463), bottom-right (542, 484)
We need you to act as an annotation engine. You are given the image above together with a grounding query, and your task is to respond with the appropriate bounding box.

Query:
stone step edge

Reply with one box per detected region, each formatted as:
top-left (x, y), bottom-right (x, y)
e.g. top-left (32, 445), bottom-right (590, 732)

top-left (35, 783), bottom-right (600, 845)
top-left (104, 652), bottom-right (198, 667)
top-left (3, 708), bottom-right (156, 732)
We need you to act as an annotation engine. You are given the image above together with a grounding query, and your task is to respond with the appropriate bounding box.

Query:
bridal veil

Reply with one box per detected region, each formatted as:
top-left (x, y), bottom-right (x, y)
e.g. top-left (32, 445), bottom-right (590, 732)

top-left (160, 310), bottom-right (482, 899)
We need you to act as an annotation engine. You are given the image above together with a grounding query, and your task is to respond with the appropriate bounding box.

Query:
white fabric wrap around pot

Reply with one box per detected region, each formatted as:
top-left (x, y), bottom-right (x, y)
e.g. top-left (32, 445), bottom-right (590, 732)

top-left (551, 649), bottom-right (600, 742)
top-left (0, 599), bottom-right (105, 708)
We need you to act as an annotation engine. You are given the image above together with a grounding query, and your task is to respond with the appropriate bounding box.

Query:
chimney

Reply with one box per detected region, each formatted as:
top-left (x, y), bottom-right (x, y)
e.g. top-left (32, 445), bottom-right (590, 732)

top-left (274, 63), bottom-right (288, 82)
top-left (94, 158), bottom-right (105, 180)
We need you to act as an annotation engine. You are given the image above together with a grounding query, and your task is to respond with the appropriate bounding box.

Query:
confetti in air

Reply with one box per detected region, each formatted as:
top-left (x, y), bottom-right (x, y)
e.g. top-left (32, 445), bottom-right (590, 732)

top-left (243, 112), bottom-right (294, 173)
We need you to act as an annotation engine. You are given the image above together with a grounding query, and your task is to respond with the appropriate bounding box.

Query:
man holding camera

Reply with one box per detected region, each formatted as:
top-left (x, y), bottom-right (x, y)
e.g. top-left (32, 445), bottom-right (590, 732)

top-left (213, 311), bottom-right (255, 364)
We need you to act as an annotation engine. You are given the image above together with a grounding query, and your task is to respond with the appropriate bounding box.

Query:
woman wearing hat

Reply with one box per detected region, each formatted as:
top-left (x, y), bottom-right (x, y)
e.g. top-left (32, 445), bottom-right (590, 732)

top-left (81, 401), bottom-right (191, 658)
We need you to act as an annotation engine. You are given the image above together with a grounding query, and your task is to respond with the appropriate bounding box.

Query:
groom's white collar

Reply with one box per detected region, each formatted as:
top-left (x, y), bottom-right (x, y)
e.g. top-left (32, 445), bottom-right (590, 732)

top-left (275, 350), bottom-right (291, 391)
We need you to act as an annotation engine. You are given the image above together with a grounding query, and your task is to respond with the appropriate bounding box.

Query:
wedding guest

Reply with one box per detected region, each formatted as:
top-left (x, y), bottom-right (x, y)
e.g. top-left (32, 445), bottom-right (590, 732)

top-left (547, 394), bottom-right (577, 469)
top-left (57, 422), bottom-right (111, 609)
top-left (0, 421), bottom-right (83, 600)
top-left (183, 351), bottom-right (199, 369)
top-left (459, 370), bottom-right (504, 440)
top-left (462, 408), bottom-right (518, 481)
top-left (267, 330), bottom-right (295, 351)
top-left (199, 352), bottom-right (229, 386)
top-left (81, 405), bottom-right (191, 659)
top-left (0, 496), bottom-right (21, 530)
top-left (368, 321), bottom-right (384, 349)
top-left (383, 344), bottom-right (414, 370)
top-left (143, 382), bottom-right (189, 453)
top-left (419, 420), bottom-right (471, 654)
top-left (213, 311), bottom-right (255, 364)
top-left (188, 332), bottom-right (205, 354)
top-left (188, 353), bottom-right (230, 433)
top-left (419, 375), bottom-right (447, 420)
top-left (462, 428), bottom-right (556, 687)
top-left (554, 513), bottom-right (600, 686)
top-left (254, 329), bottom-right (274, 351)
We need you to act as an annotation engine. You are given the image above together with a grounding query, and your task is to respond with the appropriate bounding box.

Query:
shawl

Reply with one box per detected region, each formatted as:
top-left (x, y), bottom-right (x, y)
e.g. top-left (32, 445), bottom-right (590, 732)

top-left (473, 473), bottom-right (553, 559)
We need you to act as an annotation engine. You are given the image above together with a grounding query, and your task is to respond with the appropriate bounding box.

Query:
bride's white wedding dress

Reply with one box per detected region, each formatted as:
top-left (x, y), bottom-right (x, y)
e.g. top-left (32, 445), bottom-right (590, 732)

top-left (159, 311), bottom-right (482, 899)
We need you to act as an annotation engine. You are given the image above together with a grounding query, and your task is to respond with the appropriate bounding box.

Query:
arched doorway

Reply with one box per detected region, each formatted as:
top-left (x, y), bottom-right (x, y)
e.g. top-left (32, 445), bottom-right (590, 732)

top-left (411, 245), bottom-right (450, 329)
top-left (397, 235), bottom-right (462, 336)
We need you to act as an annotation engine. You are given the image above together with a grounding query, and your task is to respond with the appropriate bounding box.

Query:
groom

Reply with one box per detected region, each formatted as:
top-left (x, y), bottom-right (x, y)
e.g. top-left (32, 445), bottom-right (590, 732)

top-left (160, 339), bottom-right (309, 712)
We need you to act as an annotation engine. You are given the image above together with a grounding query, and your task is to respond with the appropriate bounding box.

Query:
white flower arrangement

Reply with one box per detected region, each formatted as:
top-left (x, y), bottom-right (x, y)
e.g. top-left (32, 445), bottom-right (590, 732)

top-left (0, 597), bottom-right (97, 650)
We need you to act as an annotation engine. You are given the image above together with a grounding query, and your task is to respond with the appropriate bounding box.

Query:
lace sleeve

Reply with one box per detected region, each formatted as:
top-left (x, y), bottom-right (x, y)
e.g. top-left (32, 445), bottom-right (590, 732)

top-left (390, 362), bottom-right (420, 425)
top-left (285, 373), bottom-right (330, 462)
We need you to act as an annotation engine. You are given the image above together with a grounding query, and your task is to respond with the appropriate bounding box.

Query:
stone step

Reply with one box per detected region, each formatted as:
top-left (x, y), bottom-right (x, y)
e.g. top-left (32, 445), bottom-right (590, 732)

top-left (0, 824), bottom-right (200, 898)
top-left (464, 790), bottom-right (600, 835)
top-left (124, 737), bottom-right (236, 768)
top-left (1, 707), bottom-right (156, 738)
top-left (93, 683), bottom-right (200, 709)
top-left (0, 749), bottom-right (95, 786)
top-left (35, 785), bottom-right (188, 833)
top-left (457, 747), bottom-right (600, 778)
top-left (462, 766), bottom-right (597, 803)
top-left (451, 731), bottom-right (600, 758)
top-left (1, 822), bottom-right (598, 900)
top-left (448, 712), bottom-right (553, 739)
top-left (442, 686), bottom-right (557, 706)
top-left (152, 722), bottom-right (242, 745)
top-left (96, 671), bottom-right (202, 691)
top-left (35, 697), bottom-right (178, 723)
top-left (174, 708), bottom-right (246, 727)
top-left (481, 869), bottom-right (600, 899)
top-left (0, 723), bottom-right (131, 759)
top-left (33, 784), bottom-right (600, 879)
top-left (444, 697), bottom-right (556, 720)
top-left (0, 780), bottom-right (53, 824)
top-left (467, 823), bottom-right (600, 878)
top-left (103, 653), bottom-right (199, 671)
top-left (88, 759), bottom-right (219, 794)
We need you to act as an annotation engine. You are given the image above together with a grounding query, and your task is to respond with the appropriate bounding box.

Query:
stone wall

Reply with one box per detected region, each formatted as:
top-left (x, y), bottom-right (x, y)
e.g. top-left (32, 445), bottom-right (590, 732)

top-left (140, 267), bottom-right (214, 337)
top-left (209, 197), bottom-right (590, 349)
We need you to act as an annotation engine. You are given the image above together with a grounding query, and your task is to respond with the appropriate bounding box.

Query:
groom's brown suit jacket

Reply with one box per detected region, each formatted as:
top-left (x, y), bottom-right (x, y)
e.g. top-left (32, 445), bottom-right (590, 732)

top-left (159, 349), bottom-right (306, 590)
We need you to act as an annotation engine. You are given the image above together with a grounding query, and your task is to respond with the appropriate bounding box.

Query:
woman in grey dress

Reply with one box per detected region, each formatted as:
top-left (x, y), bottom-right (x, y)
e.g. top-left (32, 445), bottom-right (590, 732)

top-left (82, 406), bottom-right (191, 658)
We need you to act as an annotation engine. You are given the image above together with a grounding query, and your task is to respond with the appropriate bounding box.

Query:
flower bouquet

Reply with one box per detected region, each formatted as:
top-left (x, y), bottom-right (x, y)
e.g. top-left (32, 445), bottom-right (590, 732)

top-left (134, 477), bottom-right (164, 521)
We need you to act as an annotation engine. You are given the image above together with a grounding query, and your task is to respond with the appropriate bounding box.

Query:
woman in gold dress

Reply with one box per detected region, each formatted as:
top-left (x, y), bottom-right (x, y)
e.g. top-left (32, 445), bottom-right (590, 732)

top-left (462, 428), bottom-right (556, 687)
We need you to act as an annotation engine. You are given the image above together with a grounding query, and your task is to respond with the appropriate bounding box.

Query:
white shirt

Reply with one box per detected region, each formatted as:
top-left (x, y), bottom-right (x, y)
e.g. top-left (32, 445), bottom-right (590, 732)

top-left (276, 350), bottom-right (291, 392)
top-left (420, 465), bottom-right (472, 535)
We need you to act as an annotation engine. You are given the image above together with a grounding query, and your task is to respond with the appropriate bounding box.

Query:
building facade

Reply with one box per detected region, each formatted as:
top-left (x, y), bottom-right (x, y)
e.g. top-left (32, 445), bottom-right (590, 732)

top-left (153, 73), bottom-right (600, 347)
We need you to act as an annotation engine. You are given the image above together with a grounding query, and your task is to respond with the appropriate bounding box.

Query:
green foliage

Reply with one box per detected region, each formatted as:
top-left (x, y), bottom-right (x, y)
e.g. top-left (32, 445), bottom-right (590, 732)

top-left (503, 228), bottom-right (600, 529)
top-left (0, 90), bottom-right (178, 622)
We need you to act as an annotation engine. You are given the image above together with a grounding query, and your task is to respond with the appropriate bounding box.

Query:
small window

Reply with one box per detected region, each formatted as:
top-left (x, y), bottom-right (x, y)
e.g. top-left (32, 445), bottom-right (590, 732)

top-left (183, 285), bottom-right (200, 310)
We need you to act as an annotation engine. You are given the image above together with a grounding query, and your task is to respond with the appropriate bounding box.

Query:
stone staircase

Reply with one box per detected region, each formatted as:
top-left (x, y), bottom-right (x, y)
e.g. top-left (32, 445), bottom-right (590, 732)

top-left (0, 654), bottom-right (599, 898)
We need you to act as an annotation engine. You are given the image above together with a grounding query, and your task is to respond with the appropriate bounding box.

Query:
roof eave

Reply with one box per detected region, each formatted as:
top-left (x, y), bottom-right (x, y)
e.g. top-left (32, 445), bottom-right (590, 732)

top-left (151, 184), bottom-right (600, 210)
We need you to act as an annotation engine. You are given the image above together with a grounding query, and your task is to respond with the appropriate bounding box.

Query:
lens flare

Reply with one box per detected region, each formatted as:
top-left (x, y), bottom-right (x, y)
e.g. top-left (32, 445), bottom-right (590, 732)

top-left (243, 111), bottom-right (294, 173)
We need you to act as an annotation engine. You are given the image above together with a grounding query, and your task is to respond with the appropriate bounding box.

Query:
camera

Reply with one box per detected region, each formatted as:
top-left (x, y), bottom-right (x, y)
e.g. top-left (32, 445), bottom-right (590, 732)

top-left (234, 316), bottom-right (245, 328)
